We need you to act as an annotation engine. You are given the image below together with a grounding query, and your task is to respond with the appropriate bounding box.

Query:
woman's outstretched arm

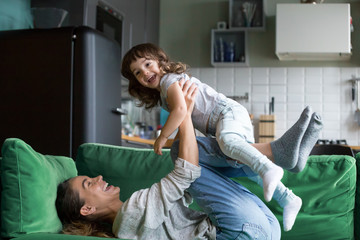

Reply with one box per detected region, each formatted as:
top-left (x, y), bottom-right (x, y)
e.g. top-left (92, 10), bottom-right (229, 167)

top-left (177, 80), bottom-right (198, 166)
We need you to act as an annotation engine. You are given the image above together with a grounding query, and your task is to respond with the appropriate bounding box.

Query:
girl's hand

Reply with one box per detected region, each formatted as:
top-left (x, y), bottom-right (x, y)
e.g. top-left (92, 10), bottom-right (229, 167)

top-left (154, 134), bottom-right (168, 155)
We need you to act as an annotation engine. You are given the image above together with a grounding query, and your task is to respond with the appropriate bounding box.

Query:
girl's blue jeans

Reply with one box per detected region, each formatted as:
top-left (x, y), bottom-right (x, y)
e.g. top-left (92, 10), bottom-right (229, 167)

top-left (171, 137), bottom-right (281, 240)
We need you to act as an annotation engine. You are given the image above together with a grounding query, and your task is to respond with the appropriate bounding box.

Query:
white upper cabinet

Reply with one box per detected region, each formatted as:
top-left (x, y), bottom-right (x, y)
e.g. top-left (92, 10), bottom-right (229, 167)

top-left (276, 4), bottom-right (351, 61)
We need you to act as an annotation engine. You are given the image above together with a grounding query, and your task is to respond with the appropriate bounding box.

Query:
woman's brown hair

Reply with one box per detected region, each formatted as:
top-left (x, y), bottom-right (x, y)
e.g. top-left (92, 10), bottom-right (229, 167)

top-left (55, 179), bottom-right (115, 238)
top-left (121, 43), bottom-right (188, 109)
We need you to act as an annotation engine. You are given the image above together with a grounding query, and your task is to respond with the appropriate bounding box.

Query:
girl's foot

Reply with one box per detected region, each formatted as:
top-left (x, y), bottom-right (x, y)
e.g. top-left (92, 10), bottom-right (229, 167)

top-left (283, 195), bottom-right (302, 231)
top-left (261, 165), bottom-right (284, 202)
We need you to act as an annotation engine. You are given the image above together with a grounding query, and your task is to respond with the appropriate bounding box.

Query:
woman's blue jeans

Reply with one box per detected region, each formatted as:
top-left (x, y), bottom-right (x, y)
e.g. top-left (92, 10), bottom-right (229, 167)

top-left (171, 137), bottom-right (281, 240)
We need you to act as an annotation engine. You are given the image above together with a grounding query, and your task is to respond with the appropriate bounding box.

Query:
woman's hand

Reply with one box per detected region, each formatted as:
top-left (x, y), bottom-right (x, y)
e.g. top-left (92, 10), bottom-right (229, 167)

top-left (178, 79), bottom-right (198, 113)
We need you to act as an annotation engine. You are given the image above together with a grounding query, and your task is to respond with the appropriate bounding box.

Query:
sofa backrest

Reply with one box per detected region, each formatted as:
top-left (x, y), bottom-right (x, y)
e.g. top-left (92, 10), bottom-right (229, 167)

top-left (76, 143), bottom-right (174, 201)
top-left (76, 143), bottom-right (358, 240)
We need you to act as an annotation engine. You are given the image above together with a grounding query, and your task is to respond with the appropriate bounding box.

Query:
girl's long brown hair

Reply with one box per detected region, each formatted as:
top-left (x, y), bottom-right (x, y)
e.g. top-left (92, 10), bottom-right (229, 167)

top-left (121, 43), bottom-right (188, 109)
top-left (55, 179), bottom-right (115, 238)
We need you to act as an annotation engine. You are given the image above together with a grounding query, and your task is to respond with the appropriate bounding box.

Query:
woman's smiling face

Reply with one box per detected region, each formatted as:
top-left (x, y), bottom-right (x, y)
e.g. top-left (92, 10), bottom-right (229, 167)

top-left (130, 57), bottom-right (163, 90)
top-left (69, 175), bottom-right (120, 212)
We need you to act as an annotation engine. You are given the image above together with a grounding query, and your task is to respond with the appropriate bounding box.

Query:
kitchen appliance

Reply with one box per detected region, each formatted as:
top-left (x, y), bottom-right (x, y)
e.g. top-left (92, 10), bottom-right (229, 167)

top-left (31, 0), bottom-right (123, 46)
top-left (0, 26), bottom-right (123, 157)
top-left (311, 139), bottom-right (354, 157)
top-left (276, 3), bottom-right (351, 61)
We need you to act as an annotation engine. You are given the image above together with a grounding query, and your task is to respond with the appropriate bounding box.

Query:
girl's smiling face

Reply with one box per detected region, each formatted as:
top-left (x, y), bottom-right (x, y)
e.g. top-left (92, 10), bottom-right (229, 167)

top-left (130, 57), bottom-right (163, 90)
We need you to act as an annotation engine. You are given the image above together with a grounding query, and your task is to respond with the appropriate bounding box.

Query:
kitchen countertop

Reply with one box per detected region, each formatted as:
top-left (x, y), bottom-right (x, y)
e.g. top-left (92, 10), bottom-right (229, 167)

top-left (122, 134), bottom-right (174, 148)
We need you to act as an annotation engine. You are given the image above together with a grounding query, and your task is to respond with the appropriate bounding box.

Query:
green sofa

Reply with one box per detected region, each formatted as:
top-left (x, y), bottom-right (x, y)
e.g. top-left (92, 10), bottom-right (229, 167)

top-left (0, 138), bottom-right (359, 240)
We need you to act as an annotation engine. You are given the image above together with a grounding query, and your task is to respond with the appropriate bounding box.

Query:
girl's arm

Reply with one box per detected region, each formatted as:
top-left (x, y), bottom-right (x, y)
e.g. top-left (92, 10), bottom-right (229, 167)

top-left (154, 80), bottom-right (188, 155)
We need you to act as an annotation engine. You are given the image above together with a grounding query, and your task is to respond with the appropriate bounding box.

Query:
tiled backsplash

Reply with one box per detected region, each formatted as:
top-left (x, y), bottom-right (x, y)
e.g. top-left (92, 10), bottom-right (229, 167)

top-left (189, 67), bottom-right (360, 145)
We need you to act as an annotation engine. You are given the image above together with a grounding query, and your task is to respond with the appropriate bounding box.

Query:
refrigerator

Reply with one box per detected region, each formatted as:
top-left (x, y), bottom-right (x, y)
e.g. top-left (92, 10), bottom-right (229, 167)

top-left (0, 26), bottom-right (124, 158)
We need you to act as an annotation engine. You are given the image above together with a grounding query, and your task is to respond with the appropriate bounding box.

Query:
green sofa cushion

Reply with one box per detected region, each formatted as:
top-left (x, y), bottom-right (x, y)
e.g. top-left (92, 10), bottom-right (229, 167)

top-left (76, 144), bottom-right (357, 240)
top-left (235, 155), bottom-right (356, 240)
top-left (0, 138), bottom-right (78, 238)
top-left (76, 143), bottom-right (174, 202)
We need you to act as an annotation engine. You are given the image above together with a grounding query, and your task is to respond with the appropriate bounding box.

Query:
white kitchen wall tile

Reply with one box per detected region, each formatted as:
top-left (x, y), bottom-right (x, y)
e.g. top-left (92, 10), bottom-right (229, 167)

top-left (269, 93), bottom-right (286, 103)
top-left (235, 68), bottom-right (251, 82)
top-left (273, 102), bottom-right (286, 113)
top-left (270, 85), bottom-right (286, 94)
top-left (287, 75), bottom-right (304, 85)
top-left (252, 85), bottom-right (268, 94)
top-left (323, 75), bottom-right (340, 85)
top-left (199, 68), bottom-right (216, 89)
top-left (287, 94), bottom-right (304, 103)
top-left (274, 111), bottom-right (286, 122)
top-left (305, 75), bottom-right (322, 86)
top-left (252, 68), bottom-right (269, 84)
top-left (341, 68), bottom-right (358, 80)
top-left (306, 103), bottom-right (322, 114)
top-left (198, 66), bottom-right (360, 144)
top-left (288, 68), bottom-right (304, 78)
top-left (234, 68), bottom-right (251, 96)
top-left (286, 104), bottom-right (305, 116)
top-left (275, 119), bottom-right (286, 137)
top-left (323, 121), bottom-right (341, 132)
top-left (252, 85), bottom-right (269, 103)
top-left (269, 68), bottom-right (286, 84)
top-left (189, 68), bottom-right (200, 78)
top-left (270, 86), bottom-right (286, 102)
top-left (252, 102), bottom-right (269, 115)
top-left (252, 94), bottom-right (270, 104)
top-left (323, 94), bottom-right (340, 103)
top-left (305, 84), bottom-right (322, 94)
top-left (275, 128), bottom-right (286, 139)
top-left (305, 94), bottom-right (322, 103)
top-left (323, 83), bottom-right (340, 94)
top-left (305, 68), bottom-right (322, 77)
top-left (323, 67), bottom-right (340, 78)
top-left (286, 110), bottom-right (304, 121)
top-left (322, 112), bottom-right (340, 121)
top-left (287, 84), bottom-right (304, 94)
top-left (322, 130), bottom-right (340, 140)
top-left (323, 102), bottom-right (340, 112)
top-left (340, 112), bottom-right (359, 141)
top-left (216, 68), bottom-right (234, 96)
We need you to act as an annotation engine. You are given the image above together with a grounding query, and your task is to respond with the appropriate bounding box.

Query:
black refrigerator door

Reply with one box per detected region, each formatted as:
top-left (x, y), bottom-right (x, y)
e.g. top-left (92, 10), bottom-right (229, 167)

top-left (0, 27), bottom-right (74, 156)
top-left (72, 26), bottom-right (122, 154)
top-left (0, 26), bottom-right (123, 157)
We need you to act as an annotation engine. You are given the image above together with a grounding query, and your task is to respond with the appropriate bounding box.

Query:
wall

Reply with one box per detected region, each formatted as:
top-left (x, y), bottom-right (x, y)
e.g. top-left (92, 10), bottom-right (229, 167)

top-left (159, 0), bottom-right (360, 145)
top-left (188, 66), bottom-right (360, 145)
top-left (159, 0), bottom-right (360, 67)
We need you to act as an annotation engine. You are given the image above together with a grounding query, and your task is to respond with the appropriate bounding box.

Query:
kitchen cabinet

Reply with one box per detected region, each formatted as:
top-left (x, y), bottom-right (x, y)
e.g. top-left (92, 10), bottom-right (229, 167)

top-left (211, 29), bottom-right (248, 67)
top-left (229, 0), bottom-right (265, 30)
top-left (276, 3), bottom-right (351, 61)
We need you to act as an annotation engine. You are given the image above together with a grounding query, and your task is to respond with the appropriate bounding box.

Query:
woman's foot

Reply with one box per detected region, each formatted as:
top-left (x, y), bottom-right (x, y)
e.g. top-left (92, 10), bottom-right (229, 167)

top-left (290, 112), bottom-right (323, 173)
top-left (271, 106), bottom-right (312, 170)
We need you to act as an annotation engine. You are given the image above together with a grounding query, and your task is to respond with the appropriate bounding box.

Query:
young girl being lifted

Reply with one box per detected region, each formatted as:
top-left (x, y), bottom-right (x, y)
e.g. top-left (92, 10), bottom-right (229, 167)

top-left (121, 43), bottom-right (323, 232)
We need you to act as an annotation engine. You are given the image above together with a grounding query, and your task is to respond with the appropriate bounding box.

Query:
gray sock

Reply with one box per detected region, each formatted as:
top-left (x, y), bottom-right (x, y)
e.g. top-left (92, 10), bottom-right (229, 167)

top-left (271, 106), bottom-right (312, 169)
top-left (290, 112), bottom-right (323, 173)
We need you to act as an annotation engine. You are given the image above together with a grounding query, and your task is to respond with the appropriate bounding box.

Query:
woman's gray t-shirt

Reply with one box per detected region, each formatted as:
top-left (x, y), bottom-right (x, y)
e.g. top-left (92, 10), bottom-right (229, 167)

top-left (112, 158), bottom-right (216, 240)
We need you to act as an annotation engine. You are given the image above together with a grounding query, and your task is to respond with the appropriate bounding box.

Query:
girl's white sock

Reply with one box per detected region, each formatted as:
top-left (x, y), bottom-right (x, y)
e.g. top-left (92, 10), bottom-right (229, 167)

top-left (283, 194), bottom-right (302, 231)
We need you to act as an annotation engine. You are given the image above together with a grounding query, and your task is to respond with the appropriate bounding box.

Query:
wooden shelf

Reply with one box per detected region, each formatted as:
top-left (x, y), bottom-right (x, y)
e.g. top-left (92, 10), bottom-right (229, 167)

top-left (229, 0), bottom-right (265, 30)
top-left (211, 29), bottom-right (248, 67)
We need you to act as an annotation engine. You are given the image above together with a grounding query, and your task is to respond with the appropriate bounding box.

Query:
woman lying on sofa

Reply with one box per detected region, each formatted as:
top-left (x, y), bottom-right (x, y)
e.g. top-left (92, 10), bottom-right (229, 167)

top-left (55, 81), bottom-right (282, 239)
